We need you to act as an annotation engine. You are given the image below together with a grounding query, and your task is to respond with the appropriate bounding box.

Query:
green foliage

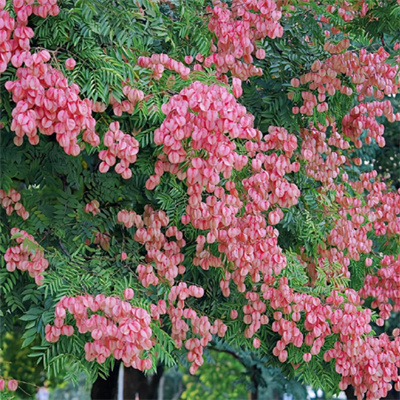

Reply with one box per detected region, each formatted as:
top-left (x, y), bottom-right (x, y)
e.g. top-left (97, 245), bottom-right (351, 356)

top-left (181, 350), bottom-right (250, 400)
top-left (2, 0), bottom-right (400, 398)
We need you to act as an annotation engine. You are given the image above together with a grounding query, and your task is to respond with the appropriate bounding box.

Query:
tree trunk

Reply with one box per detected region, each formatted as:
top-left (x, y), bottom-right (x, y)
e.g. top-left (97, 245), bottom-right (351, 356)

top-left (249, 390), bottom-right (258, 400)
top-left (91, 362), bottom-right (120, 400)
top-left (123, 366), bottom-right (163, 400)
top-left (91, 363), bottom-right (163, 400)
top-left (248, 370), bottom-right (258, 400)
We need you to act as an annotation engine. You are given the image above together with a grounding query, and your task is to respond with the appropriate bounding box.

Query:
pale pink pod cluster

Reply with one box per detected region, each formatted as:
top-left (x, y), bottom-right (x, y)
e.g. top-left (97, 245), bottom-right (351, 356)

top-left (314, 171), bottom-right (400, 282)
top-left (145, 82), bottom-right (301, 296)
top-left (359, 255), bottom-right (400, 321)
top-left (133, 206), bottom-right (185, 286)
top-left (5, 49), bottom-right (99, 154)
top-left (258, 271), bottom-right (400, 399)
top-left (45, 294), bottom-right (153, 370)
top-left (110, 83), bottom-right (144, 116)
top-left (4, 228), bottom-right (48, 285)
top-left (84, 200), bottom-right (100, 216)
top-left (165, 282), bottom-right (227, 374)
top-left (0, 0), bottom-right (58, 73)
top-left (93, 232), bottom-right (110, 251)
top-left (99, 122), bottom-right (139, 179)
top-left (0, 378), bottom-right (18, 392)
top-left (1, 0), bottom-right (97, 155)
top-left (0, 188), bottom-right (29, 219)
top-left (205, 0), bottom-right (283, 79)
top-left (325, 3), bottom-right (369, 22)
top-left (291, 47), bottom-right (399, 122)
top-left (342, 100), bottom-right (400, 149)
top-left (138, 54), bottom-right (190, 80)
top-left (242, 292), bottom-right (269, 339)
top-left (300, 122), bottom-right (347, 185)
top-left (0, 8), bottom-right (16, 74)
top-left (117, 209), bottom-right (144, 229)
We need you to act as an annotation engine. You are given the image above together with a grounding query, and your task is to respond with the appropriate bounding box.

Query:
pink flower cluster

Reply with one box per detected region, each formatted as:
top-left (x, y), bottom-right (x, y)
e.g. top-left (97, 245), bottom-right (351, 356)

top-left (310, 171), bottom-right (400, 284)
top-left (153, 282), bottom-right (227, 374)
top-left (196, 217), bottom-right (287, 296)
top-left (259, 276), bottom-right (400, 399)
top-left (133, 206), bottom-right (185, 286)
top-left (0, 188), bottom-right (29, 220)
top-left (300, 122), bottom-right (347, 184)
top-left (0, 6), bottom-right (17, 74)
top-left (342, 100), bottom-right (400, 148)
top-left (242, 291), bottom-right (269, 339)
top-left (5, 50), bottom-right (99, 154)
top-left (324, 292), bottom-right (400, 400)
top-left (291, 47), bottom-right (399, 117)
top-left (146, 81), bottom-right (257, 191)
top-left (323, 38), bottom-right (350, 54)
top-left (46, 294), bottom-right (153, 370)
top-left (93, 232), bottom-right (110, 251)
top-left (324, 1), bottom-right (370, 23)
top-left (0, 379), bottom-right (18, 392)
top-left (332, 333), bottom-right (400, 399)
top-left (138, 54), bottom-right (190, 80)
top-left (264, 279), bottom-right (331, 362)
top-left (244, 126), bottom-right (300, 211)
top-left (99, 122), bottom-right (139, 179)
top-left (0, 0), bottom-right (58, 73)
top-left (14, 0), bottom-right (59, 21)
top-left (84, 200), bottom-right (100, 216)
top-left (146, 83), bottom-right (301, 296)
top-left (370, 191), bottom-right (400, 237)
top-left (110, 83), bottom-right (144, 116)
top-left (206, 0), bottom-right (283, 79)
top-left (117, 209), bottom-right (144, 229)
top-left (327, 216), bottom-right (372, 262)
top-left (1, 0), bottom-right (100, 155)
top-left (359, 255), bottom-right (400, 321)
top-left (4, 228), bottom-right (49, 285)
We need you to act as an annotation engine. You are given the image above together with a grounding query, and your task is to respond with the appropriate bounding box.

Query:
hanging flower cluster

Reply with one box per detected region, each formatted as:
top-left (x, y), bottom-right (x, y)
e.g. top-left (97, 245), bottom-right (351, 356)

top-left (138, 54), bottom-right (190, 80)
top-left (0, 0), bottom-right (58, 74)
top-left (300, 122), bottom-right (347, 184)
top-left (342, 100), bottom-right (400, 148)
top-left (359, 255), bottom-right (400, 321)
top-left (1, 0), bottom-right (97, 155)
top-left (4, 228), bottom-right (49, 285)
top-left (110, 83), bottom-right (144, 116)
top-left (45, 294), bottom-right (154, 370)
top-left (0, 188), bottom-right (29, 220)
top-left (98, 122), bottom-right (139, 179)
top-left (0, 379), bottom-right (18, 392)
top-left (206, 0), bottom-right (283, 79)
top-left (325, 292), bottom-right (400, 400)
top-left (146, 81), bottom-right (257, 191)
top-left (120, 206), bottom-right (186, 286)
top-left (5, 50), bottom-right (99, 154)
top-left (117, 209), bottom-right (144, 229)
top-left (151, 282), bottom-right (227, 374)
top-left (84, 200), bottom-right (100, 216)
top-left (146, 83), bottom-right (301, 297)
top-left (291, 47), bottom-right (399, 117)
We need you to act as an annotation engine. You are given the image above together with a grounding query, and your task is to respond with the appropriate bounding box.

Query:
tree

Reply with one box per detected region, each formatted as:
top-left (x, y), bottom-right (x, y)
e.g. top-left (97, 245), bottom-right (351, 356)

top-left (2, 1), bottom-right (400, 399)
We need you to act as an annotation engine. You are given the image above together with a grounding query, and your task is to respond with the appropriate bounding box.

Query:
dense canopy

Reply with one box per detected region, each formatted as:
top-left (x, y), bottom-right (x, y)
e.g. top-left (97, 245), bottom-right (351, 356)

top-left (2, 0), bottom-right (400, 399)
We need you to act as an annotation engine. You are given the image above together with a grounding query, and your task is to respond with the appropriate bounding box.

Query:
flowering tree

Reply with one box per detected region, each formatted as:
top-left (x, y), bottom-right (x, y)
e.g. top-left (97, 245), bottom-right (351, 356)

top-left (2, 0), bottom-right (400, 399)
